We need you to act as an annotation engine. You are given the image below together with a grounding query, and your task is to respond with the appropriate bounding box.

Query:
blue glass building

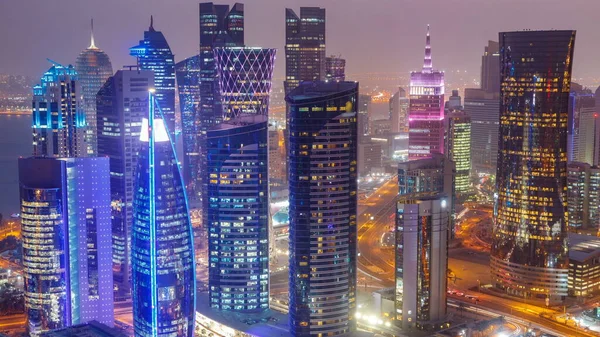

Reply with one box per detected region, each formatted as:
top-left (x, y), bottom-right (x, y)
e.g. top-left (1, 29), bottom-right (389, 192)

top-left (130, 17), bottom-right (176, 140)
top-left (286, 81), bottom-right (358, 337)
top-left (207, 114), bottom-right (269, 313)
top-left (175, 55), bottom-right (201, 201)
top-left (19, 157), bottom-right (114, 336)
top-left (131, 93), bottom-right (195, 337)
top-left (198, 3), bottom-right (245, 225)
top-left (32, 62), bottom-right (87, 157)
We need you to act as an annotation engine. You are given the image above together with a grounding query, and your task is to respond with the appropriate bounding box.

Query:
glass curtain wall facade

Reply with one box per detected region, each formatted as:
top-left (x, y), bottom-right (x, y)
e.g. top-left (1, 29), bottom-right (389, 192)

top-left (206, 115), bottom-right (269, 313)
top-left (32, 63), bottom-right (86, 158)
top-left (286, 81), bottom-right (358, 337)
top-left (19, 157), bottom-right (114, 336)
top-left (491, 30), bottom-right (576, 303)
top-left (175, 55), bottom-right (201, 200)
top-left (214, 47), bottom-right (276, 121)
top-left (446, 113), bottom-right (471, 194)
top-left (325, 56), bottom-right (346, 81)
top-left (75, 20), bottom-right (113, 156)
top-left (97, 69), bottom-right (154, 298)
top-left (198, 2), bottom-right (245, 220)
top-left (408, 26), bottom-right (445, 160)
top-left (464, 89), bottom-right (500, 174)
top-left (129, 17), bottom-right (176, 140)
top-left (131, 94), bottom-right (195, 337)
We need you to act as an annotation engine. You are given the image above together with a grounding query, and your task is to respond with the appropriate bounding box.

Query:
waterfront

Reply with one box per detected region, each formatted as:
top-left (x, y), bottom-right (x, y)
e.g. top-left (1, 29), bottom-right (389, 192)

top-left (0, 114), bottom-right (31, 217)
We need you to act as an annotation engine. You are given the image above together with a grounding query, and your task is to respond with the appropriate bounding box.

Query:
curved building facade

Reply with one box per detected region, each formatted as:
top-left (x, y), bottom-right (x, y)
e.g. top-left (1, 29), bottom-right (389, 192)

top-left (75, 20), bottom-right (113, 156)
top-left (206, 115), bottom-right (269, 313)
top-left (132, 95), bottom-right (195, 336)
top-left (286, 81), bottom-right (358, 336)
top-left (214, 47), bottom-right (276, 120)
top-left (491, 30), bottom-right (576, 303)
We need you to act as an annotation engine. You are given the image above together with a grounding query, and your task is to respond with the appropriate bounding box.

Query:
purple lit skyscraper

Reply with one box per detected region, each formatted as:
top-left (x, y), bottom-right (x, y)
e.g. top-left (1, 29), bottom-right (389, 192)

top-left (408, 25), bottom-right (445, 160)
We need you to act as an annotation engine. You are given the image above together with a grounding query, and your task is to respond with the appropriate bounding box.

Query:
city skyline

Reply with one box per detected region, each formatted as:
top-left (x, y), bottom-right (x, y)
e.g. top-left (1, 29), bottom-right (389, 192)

top-left (3, 1), bottom-right (600, 88)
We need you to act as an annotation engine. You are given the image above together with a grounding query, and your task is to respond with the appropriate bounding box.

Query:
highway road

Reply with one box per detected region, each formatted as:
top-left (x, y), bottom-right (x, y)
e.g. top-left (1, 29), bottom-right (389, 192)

top-left (0, 314), bottom-right (26, 334)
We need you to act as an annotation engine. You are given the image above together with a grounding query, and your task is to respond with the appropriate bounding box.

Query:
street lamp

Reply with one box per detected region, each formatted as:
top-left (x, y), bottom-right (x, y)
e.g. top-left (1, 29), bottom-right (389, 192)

top-left (477, 279), bottom-right (480, 292)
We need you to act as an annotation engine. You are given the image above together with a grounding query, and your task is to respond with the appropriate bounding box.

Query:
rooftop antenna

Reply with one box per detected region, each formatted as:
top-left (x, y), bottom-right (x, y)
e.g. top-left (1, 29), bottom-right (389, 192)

top-left (89, 18), bottom-right (97, 49)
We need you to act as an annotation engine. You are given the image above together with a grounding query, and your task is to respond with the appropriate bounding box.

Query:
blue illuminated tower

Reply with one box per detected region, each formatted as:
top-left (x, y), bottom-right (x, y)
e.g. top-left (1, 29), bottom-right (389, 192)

top-left (130, 16), bottom-right (176, 140)
top-left (286, 81), bottom-right (358, 337)
top-left (19, 157), bottom-right (114, 336)
top-left (206, 47), bottom-right (275, 313)
top-left (32, 61), bottom-right (87, 157)
top-left (175, 55), bottom-right (201, 200)
top-left (131, 92), bottom-right (196, 337)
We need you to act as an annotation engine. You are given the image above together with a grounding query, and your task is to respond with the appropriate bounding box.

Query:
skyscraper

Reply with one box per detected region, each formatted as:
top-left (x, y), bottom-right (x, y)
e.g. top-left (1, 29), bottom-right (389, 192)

top-left (464, 88), bottom-right (499, 174)
top-left (19, 157), bottom-right (114, 336)
top-left (175, 55), bottom-right (201, 200)
top-left (131, 93), bottom-right (195, 337)
top-left (284, 7), bottom-right (326, 180)
top-left (96, 68), bottom-right (154, 298)
top-left (568, 89), bottom-right (597, 164)
top-left (286, 81), bottom-right (358, 337)
top-left (446, 112), bottom-right (471, 195)
top-left (567, 162), bottom-right (600, 230)
top-left (358, 94), bottom-right (372, 141)
top-left (32, 62), bottom-right (86, 158)
top-left (206, 46), bottom-right (275, 313)
top-left (198, 2), bottom-right (245, 219)
top-left (408, 26), bottom-right (445, 160)
top-left (206, 115), bottom-right (269, 313)
top-left (397, 153), bottom-right (455, 235)
top-left (395, 194), bottom-right (449, 329)
top-left (491, 30), bottom-right (576, 304)
top-left (326, 55), bottom-right (346, 81)
top-left (213, 47), bottom-right (276, 120)
top-left (75, 19), bottom-right (113, 156)
top-left (284, 7), bottom-right (326, 93)
top-left (129, 16), bottom-right (176, 139)
top-left (480, 40), bottom-right (500, 93)
top-left (390, 87), bottom-right (409, 133)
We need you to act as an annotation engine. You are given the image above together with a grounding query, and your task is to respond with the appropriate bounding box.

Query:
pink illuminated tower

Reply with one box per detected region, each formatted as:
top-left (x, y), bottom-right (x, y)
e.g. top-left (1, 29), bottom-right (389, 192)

top-left (408, 25), bottom-right (445, 160)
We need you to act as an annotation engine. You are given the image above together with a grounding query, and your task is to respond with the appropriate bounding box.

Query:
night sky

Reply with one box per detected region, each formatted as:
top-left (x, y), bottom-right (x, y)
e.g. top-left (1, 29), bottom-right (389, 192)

top-left (1, 0), bottom-right (599, 87)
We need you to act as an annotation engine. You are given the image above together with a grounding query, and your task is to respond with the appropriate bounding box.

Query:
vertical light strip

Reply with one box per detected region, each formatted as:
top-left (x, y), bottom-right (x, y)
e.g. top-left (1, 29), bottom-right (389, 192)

top-left (148, 91), bottom-right (158, 336)
top-left (154, 93), bottom-right (196, 333)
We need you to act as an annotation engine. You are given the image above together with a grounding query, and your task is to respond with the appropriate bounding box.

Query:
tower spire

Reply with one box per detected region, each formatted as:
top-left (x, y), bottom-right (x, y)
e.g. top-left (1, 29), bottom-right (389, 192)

top-left (423, 24), bottom-right (432, 72)
top-left (89, 18), bottom-right (97, 49)
top-left (149, 15), bottom-right (155, 32)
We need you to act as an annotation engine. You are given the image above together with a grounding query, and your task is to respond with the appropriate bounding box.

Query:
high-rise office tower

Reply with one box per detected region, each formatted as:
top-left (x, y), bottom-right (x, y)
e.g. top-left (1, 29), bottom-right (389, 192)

top-left (358, 94), bottom-right (372, 141)
top-left (76, 19), bottom-right (113, 156)
top-left (408, 26), bottom-right (445, 160)
top-left (129, 16), bottom-right (176, 139)
top-left (286, 81), bottom-right (358, 337)
top-left (480, 40), bottom-right (500, 93)
top-left (269, 128), bottom-right (285, 187)
top-left (397, 153), bottom-right (455, 235)
top-left (465, 40), bottom-right (500, 174)
top-left (568, 88), bottom-right (597, 164)
top-left (395, 194), bottom-right (449, 329)
top-left (206, 115), bottom-right (269, 313)
top-left (131, 93), bottom-right (195, 337)
top-left (491, 30), bottom-right (576, 304)
top-left (464, 89), bottom-right (499, 174)
top-left (32, 62), bottom-right (86, 158)
top-left (284, 7), bottom-right (326, 180)
top-left (19, 157), bottom-right (114, 336)
top-left (198, 2), bottom-right (245, 222)
top-left (390, 87), bottom-right (409, 133)
top-left (175, 55), bottom-right (201, 200)
top-left (214, 47), bottom-right (276, 120)
top-left (206, 46), bottom-right (275, 313)
top-left (446, 112), bottom-right (471, 195)
top-left (96, 68), bottom-right (154, 298)
top-left (567, 162), bottom-right (600, 230)
top-left (326, 55), bottom-right (346, 81)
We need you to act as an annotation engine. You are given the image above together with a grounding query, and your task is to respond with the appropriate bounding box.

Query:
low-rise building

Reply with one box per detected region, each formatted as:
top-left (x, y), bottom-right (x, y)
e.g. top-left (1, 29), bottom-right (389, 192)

top-left (568, 234), bottom-right (600, 298)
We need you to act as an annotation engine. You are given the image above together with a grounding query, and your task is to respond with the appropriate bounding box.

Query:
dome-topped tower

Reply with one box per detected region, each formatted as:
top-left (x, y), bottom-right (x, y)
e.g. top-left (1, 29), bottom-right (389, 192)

top-left (76, 19), bottom-right (113, 156)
